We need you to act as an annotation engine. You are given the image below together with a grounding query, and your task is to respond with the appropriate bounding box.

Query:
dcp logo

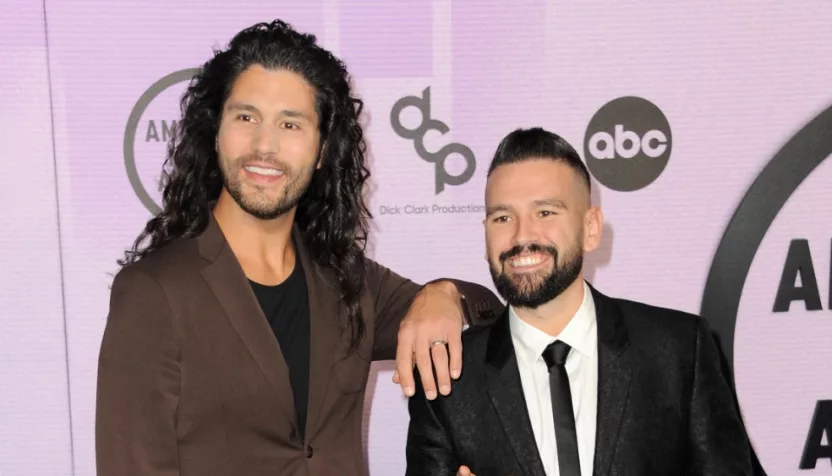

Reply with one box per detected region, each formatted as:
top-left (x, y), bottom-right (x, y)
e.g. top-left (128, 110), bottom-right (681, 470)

top-left (583, 96), bottom-right (672, 192)
top-left (124, 68), bottom-right (199, 214)
top-left (390, 87), bottom-right (476, 194)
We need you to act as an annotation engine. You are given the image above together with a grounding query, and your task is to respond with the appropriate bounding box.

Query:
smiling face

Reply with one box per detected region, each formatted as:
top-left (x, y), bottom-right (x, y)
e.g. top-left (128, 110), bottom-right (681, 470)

top-left (485, 158), bottom-right (600, 309)
top-left (216, 65), bottom-right (321, 220)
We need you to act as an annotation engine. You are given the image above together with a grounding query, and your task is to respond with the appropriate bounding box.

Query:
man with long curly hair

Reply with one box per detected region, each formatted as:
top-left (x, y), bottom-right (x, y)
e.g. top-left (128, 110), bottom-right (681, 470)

top-left (95, 20), bottom-right (503, 476)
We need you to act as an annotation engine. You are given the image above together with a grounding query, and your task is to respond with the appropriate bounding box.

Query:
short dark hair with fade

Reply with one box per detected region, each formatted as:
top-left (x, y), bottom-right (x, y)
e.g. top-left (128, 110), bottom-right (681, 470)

top-left (486, 127), bottom-right (591, 195)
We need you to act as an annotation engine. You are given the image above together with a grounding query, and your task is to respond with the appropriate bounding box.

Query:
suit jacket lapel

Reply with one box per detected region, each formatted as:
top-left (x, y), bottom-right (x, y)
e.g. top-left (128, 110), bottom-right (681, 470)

top-left (294, 228), bottom-right (342, 440)
top-left (198, 215), bottom-right (298, 431)
top-left (485, 311), bottom-right (547, 476)
top-left (589, 285), bottom-right (632, 476)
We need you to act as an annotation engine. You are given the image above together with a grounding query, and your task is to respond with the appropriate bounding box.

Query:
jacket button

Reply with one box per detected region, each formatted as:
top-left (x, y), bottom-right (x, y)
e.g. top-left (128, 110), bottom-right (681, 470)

top-left (306, 446), bottom-right (313, 458)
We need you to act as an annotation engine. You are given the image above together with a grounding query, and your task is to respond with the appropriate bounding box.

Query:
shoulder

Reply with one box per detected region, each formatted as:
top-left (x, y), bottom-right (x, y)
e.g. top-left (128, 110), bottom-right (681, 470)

top-left (462, 323), bottom-right (493, 352)
top-left (111, 237), bottom-right (201, 298)
top-left (614, 297), bottom-right (701, 336)
top-left (601, 291), bottom-right (711, 358)
top-left (409, 324), bottom-right (493, 410)
top-left (456, 324), bottom-right (495, 377)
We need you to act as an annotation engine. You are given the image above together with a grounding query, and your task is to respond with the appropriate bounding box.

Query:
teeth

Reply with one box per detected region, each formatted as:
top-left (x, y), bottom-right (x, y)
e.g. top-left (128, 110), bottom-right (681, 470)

top-left (244, 165), bottom-right (284, 176)
top-left (510, 256), bottom-right (544, 267)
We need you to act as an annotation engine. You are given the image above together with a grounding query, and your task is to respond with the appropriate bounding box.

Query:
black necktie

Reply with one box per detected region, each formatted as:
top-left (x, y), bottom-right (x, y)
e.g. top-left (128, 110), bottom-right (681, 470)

top-left (542, 341), bottom-right (581, 476)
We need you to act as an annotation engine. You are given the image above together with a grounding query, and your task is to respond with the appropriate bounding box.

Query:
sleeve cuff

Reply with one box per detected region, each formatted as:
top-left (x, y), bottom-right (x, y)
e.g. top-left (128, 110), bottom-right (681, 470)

top-left (425, 278), bottom-right (472, 326)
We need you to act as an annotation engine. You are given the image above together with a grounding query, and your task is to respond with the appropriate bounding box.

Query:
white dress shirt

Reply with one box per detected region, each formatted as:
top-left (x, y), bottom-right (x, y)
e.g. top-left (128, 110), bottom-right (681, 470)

top-left (509, 281), bottom-right (598, 476)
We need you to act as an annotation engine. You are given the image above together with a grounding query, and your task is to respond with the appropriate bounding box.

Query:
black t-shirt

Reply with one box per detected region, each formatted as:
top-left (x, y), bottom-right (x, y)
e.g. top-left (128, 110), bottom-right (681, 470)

top-left (249, 258), bottom-right (310, 440)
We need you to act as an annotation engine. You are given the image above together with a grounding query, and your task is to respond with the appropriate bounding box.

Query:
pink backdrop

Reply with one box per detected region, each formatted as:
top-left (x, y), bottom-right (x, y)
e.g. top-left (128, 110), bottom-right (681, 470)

top-left (1, 0), bottom-right (830, 474)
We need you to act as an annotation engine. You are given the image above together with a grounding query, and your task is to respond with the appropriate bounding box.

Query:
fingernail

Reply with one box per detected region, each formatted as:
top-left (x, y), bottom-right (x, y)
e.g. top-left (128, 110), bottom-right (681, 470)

top-left (451, 369), bottom-right (460, 379)
top-left (404, 386), bottom-right (414, 397)
top-left (440, 385), bottom-right (450, 395)
top-left (426, 390), bottom-right (437, 400)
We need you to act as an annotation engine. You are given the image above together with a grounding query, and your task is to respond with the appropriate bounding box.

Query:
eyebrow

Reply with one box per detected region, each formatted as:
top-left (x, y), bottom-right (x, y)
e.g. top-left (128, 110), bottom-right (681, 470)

top-left (485, 204), bottom-right (512, 216)
top-left (485, 198), bottom-right (568, 216)
top-left (533, 198), bottom-right (568, 209)
top-left (225, 102), bottom-right (314, 122)
top-left (225, 102), bottom-right (258, 114)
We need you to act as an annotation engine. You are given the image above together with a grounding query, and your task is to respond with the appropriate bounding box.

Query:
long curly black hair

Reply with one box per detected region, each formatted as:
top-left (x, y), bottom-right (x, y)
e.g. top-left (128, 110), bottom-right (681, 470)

top-left (121, 20), bottom-right (372, 353)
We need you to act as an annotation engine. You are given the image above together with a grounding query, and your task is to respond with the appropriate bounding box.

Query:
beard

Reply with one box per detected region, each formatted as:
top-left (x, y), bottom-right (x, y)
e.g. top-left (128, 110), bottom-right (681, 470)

top-left (489, 241), bottom-right (583, 309)
top-left (221, 152), bottom-right (316, 220)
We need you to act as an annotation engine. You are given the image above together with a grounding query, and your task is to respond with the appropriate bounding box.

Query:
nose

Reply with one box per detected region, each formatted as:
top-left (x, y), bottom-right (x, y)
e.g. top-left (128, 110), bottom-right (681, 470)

top-left (512, 215), bottom-right (540, 247)
top-left (252, 123), bottom-right (280, 155)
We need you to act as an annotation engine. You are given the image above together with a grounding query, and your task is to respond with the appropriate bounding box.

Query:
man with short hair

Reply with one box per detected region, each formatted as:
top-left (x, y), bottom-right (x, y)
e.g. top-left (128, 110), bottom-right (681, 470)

top-left (406, 127), bottom-right (755, 476)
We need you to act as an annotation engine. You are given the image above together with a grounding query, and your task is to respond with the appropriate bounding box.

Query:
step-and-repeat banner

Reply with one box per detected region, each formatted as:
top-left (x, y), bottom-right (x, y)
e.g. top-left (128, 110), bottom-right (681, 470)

top-left (2, 0), bottom-right (830, 474)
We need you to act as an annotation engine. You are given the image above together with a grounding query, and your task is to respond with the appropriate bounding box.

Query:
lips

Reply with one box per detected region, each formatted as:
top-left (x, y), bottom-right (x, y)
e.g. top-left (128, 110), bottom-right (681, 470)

top-left (508, 253), bottom-right (546, 266)
top-left (506, 252), bottom-right (552, 271)
top-left (500, 243), bottom-right (558, 266)
top-left (243, 164), bottom-right (284, 177)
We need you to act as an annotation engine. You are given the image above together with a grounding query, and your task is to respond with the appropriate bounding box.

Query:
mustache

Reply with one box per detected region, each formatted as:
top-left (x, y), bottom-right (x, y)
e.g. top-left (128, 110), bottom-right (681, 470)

top-left (499, 243), bottom-right (559, 263)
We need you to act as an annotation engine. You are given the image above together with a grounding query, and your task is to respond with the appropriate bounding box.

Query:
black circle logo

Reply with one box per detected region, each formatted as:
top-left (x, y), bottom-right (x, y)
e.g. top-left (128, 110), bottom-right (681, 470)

top-left (583, 96), bottom-right (672, 192)
top-left (700, 104), bottom-right (832, 372)
top-left (123, 68), bottom-right (199, 215)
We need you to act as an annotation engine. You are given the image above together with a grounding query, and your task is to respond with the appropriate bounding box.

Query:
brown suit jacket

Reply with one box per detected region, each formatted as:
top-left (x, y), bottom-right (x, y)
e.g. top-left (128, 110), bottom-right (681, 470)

top-left (95, 216), bottom-right (503, 476)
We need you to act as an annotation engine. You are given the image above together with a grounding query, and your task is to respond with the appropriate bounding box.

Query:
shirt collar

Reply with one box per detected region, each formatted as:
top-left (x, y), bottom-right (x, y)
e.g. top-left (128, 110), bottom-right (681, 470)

top-left (509, 280), bottom-right (598, 364)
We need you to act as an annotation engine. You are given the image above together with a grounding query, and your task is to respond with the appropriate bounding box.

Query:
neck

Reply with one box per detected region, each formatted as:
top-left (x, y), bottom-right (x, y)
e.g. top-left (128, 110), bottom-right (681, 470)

top-left (213, 191), bottom-right (297, 285)
top-left (513, 275), bottom-right (585, 337)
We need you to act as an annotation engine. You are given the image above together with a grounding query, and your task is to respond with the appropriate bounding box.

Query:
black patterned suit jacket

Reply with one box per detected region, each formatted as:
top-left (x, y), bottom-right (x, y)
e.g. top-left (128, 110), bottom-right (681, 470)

top-left (406, 284), bottom-right (755, 476)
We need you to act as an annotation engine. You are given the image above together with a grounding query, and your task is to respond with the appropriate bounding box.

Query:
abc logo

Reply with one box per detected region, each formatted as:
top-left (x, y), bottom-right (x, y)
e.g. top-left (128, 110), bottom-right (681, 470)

top-left (583, 96), bottom-right (672, 192)
top-left (589, 125), bottom-right (668, 160)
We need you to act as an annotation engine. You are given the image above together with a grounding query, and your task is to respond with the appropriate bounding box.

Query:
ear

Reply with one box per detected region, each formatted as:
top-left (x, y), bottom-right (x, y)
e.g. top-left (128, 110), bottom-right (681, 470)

top-left (583, 206), bottom-right (604, 252)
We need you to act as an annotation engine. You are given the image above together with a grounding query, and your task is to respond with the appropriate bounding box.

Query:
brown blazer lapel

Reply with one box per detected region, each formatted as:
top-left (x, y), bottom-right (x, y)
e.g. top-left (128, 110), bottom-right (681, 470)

top-left (197, 216), bottom-right (299, 432)
top-left (293, 228), bottom-right (342, 440)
